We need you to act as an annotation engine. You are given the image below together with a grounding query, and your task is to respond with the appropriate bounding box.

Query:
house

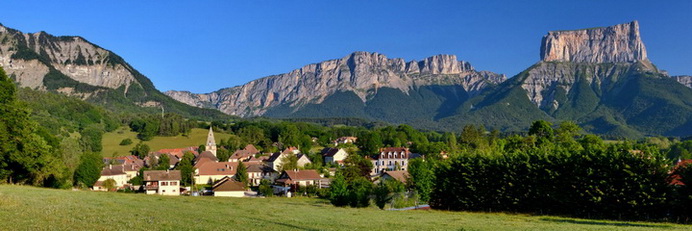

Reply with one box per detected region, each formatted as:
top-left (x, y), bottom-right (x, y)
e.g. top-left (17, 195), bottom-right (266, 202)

top-left (246, 163), bottom-right (277, 186)
top-left (229, 145), bottom-right (260, 162)
top-left (321, 148), bottom-right (349, 165)
top-left (370, 147), bottom-right (415, 175)
top-left (145, 153), bottom-right (179, 169)
top-left (275, 169), bottom-right (329, 191)
top-left (143, 170), bottom-right (181, 196)
top-left (194, 151), bottom-right (218, 164)
top-left (380, 170), bottom-right (409, 184)
top-left (333, 136), bottom-right (357, 146)
top-left (296, 154), bottom-right (312, 168)
top-left (195, 161), bottom-right (238, 185)
top-left (102, 155), bottom-right (144, 181)
top-left (95, 165), bottom-right (128, 190)
top-left (212, 177), bottom-right (246, 197)
top-left (154, 147), bottom-right (198, 159)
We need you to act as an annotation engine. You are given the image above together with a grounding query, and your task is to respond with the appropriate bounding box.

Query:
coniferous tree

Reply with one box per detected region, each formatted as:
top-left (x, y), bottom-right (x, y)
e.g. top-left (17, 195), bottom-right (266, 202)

top-left (235, 161), bottom-right (249, 189)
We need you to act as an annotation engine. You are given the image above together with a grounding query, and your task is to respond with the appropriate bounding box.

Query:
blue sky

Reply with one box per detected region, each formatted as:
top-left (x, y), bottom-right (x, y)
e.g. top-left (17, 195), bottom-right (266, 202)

top-left (1, 1), bottom-right (690, 93)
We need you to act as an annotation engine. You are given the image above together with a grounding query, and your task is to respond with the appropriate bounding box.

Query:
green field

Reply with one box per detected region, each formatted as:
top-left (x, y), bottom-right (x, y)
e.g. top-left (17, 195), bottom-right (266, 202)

top-left (0, 185), bottom-right (688, 230)
top-left (102, 127), bottom-right (233, 157)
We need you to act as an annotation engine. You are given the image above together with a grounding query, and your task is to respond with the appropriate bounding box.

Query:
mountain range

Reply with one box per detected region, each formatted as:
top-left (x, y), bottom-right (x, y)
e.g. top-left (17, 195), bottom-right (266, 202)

top-left (1, 21), bottom-right (690, 138)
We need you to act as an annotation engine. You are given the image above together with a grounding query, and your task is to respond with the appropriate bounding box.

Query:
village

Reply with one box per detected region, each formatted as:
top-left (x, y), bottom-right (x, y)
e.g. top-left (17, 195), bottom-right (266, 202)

top-left (92, 127), bottom-right (421, 197)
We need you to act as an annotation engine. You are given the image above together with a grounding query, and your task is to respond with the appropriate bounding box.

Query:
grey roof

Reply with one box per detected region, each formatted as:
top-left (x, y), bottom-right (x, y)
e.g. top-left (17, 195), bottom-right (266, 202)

top-left (143, 170), bottom-right (181, 181)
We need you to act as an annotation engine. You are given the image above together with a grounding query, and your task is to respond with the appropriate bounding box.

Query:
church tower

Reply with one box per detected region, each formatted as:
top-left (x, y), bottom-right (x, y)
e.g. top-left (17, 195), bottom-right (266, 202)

top-left (205, 126), bottom-right (217, 156)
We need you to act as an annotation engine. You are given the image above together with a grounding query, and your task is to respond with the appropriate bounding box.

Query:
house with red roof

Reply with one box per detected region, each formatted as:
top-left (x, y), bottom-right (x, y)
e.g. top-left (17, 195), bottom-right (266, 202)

top-left (275, 169), bottom-right (329, 191)
top-left (370, 147), bottom-right (413, 175)
top-left (194, 161), bottom-right (238, 185)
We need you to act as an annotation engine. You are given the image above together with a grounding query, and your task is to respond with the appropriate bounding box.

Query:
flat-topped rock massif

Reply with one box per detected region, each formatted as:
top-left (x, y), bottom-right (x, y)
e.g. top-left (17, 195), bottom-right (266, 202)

top-left (166, 51), bottom-right (506, 117)
top-left (540, 21), bottom-right (647, 63)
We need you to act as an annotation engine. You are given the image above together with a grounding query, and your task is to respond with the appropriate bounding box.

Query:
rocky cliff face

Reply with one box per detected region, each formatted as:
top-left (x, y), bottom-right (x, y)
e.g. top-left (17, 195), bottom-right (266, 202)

top-left (524, 21), bottom-right (656, 108)
top-left (0, 24), bottom-right (140, 96)
top-left (166, 51), bottom-right (505, 117)
top-left (540, 21), bottom-right (647, 63)
top-left (672, 75), bottom-right (692, 88)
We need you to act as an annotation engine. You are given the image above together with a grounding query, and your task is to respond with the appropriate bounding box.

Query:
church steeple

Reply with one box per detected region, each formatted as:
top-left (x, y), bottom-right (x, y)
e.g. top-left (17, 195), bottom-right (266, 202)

top-left (205, 126), bottom-right (217, 156)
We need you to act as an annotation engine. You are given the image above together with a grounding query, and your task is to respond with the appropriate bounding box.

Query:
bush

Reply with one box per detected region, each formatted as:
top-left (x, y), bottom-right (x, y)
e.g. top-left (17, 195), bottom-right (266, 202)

top-left (119, 138), bottom-right (133, 146)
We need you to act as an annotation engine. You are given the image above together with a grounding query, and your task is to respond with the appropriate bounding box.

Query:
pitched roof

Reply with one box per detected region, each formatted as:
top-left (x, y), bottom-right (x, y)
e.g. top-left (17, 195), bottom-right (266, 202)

top-left (281, 169), bottom-right (322, 181)
top-left (100, 165), bottom-right (126, 176)
top-left (230, 149), bottom-right (255, 161)
top-left (321, 148), bottom-right (343, 157)
top-left (243, 144), bottom-right (259, 154)
top-left (212, 177), bottom-right (245, 192)
top-left (143, 170), bottom-right (181, 181)
top-left (267, 152), bottom-right (285, 162)
top-left (155, 147), bottom-right (199, 159)
top-left (194, 158), bottom-right (213, 169)
top-left (197, 162), bottom-right (238, 176)
top-left (380, 147), bottom-right (409, 154)
top-left (382, 171), bottom-right (409, 183)
top-left (194, 151), bottom-right (218, 163)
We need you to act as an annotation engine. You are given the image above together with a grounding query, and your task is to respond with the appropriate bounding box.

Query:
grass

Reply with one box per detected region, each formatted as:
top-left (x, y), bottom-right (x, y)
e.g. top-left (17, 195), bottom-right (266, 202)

top-left (102, 127), bottom-right (232, 157)
top-left (0, 185), bottom-right (689, 230)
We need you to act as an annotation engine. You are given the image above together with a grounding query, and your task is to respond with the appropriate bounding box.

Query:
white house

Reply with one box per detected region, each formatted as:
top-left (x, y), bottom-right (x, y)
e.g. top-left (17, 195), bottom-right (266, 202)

top-left (143, 170), bottom-right (181, 196)
top-left (321, 148), bottom-right (349, 165)
top-left (370, 147), bottom-right (415, 175)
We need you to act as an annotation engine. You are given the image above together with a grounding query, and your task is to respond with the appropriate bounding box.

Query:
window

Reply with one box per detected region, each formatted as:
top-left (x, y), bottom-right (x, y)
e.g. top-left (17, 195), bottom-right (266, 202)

top-left (171, 182), bottom-right (178, 186)
top-left (173, 190), bottom-right (176, 193)
top-left (162, 190), bottom-right (166, 193)
top-left (161, 181), bottom-right (169, 186)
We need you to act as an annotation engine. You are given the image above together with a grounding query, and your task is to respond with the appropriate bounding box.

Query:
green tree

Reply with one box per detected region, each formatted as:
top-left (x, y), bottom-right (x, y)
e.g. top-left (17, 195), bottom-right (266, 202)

top-left (175, 151), bottom-right (195, 186)
top-left (130, 142), bottom-right (150, 159)
top-left (157, 154), bottom-right (171, 170)
top-left (216, 148), bottom-right (230, 162)
top-left (329, 172), bottom-right (349, 206)
top-left (373, 179), bottom-right (393, 209)
top-left (341, 155), bottom-right (373, 182)
top-left (0, 67), bottom-right (65, 186)
top-left (102, 179), bottom-right (117, 191)
top-left (235, 161), bottom-right (249, 189)
top-left (357, 131), bottom-right (382, 156)
top-left (528, 120), bottom-right (554, 144)
top-left (259, 179), bottom-right (273, 196)
top-left (348, 177), bottom-right (373, 208)
top-left (407, 158), bottom-right (434, 202)
top-left (73, 152), bottom-right (103, 187)
top-left (279, 154), bottom-right (299, 172)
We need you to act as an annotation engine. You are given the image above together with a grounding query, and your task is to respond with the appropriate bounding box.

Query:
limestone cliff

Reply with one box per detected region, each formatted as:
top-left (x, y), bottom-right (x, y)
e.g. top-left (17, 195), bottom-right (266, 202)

top-left (524, 21), bottom-right (657, 108)
top-left (540, 21), bottom-right (647, 63)
top-left (165, 52), bottom-right (506, 117)
top-left (672, 75), bottom-right (692, 88)
top-left (0, 23), bottom-right (142, 97)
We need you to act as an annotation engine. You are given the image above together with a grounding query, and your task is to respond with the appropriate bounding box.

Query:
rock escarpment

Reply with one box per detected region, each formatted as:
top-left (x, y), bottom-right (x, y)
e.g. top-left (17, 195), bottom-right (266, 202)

top-left (540, 21), bottom-right (647, 63)
top-left (0, 23), bottom-right (141, 96)
top-left (166, 52), bottom-right (506, 117)
top-left (672, 75), bottom-right (692, 88)
top-left (524, 21), bottom-right (656, 108)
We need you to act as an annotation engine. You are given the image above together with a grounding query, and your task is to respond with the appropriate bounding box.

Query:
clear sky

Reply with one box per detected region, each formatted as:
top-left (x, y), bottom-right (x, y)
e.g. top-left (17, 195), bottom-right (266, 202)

top-left (1, 1), bottom-right (690, 93)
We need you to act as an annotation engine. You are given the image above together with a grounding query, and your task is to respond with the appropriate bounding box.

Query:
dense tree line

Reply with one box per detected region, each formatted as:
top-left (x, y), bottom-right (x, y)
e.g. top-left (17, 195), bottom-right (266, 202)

top-left (430, 121), bottom-right (692, 222)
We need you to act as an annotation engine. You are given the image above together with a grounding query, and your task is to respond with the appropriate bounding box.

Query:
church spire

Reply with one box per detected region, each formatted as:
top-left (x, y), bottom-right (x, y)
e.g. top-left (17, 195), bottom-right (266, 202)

top-left (206, 126), bottom-right (217, 156)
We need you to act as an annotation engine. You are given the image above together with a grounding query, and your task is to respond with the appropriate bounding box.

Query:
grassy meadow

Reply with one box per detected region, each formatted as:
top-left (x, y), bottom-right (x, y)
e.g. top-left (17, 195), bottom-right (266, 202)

top-left (0, 185), bottom-right (689, 230)
top-left (102, 127), bottom-right (232, 157)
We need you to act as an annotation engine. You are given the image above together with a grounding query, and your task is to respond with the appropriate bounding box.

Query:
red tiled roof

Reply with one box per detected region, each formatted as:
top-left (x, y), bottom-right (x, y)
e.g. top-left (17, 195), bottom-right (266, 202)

top-left (155, 147), bottom-right (199, 159)
top-left (197, 162), bottom-right (238, 176)
top-left (243, 144), bottom-right (259, 154)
